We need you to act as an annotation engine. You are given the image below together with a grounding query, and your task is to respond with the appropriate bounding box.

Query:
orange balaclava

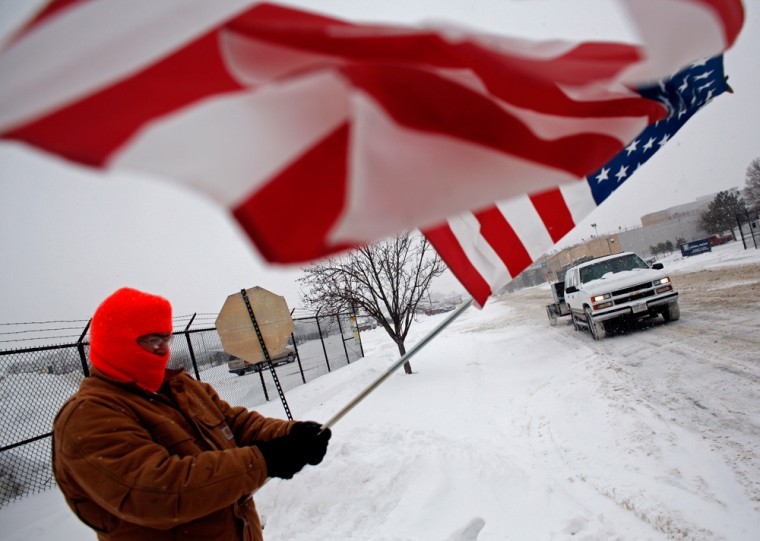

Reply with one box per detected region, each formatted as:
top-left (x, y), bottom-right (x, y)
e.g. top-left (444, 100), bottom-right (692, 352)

top-left (89, 287), bottom-right (173, 392)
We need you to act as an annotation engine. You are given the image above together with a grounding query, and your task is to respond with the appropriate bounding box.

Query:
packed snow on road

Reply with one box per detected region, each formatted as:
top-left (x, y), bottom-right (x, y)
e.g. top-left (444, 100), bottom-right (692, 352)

top-left (1, 241), bottom-right (759, 540)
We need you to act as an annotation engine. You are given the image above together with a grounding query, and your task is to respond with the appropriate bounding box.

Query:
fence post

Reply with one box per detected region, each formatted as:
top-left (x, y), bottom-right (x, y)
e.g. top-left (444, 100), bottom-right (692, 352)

top-left (315, 311), bottom-right (331, 372)
top-left (352, 307), bottom-right (365, 358)
top-left (257, 369), bottom-right (270, 401)
top-left (77, 319), bottom-right (91, 377)
top-left (291, 331), bottom-right (306, 384)
top-left (746, 209), bottom-right (758, 249)
top-left (336, 313), bottom-right (351, 364)
top-left (240, 289), bottom-right (292, 421)
top-left (183, 313), bottom-right (201, 380)
top-left (736, 214), bottom-right (746, 249)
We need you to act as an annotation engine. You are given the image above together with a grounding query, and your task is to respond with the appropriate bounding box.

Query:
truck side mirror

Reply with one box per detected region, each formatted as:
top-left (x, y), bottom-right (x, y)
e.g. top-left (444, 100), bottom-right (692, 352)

top-left (652, 263), bottom-right (664, 270)
top-left (565, 286), bottom-right (578, 293)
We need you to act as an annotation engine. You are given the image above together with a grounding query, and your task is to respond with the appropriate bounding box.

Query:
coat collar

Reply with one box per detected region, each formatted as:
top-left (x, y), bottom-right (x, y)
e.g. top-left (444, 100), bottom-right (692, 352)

top-left (89, 366), bottom-right (186, 395)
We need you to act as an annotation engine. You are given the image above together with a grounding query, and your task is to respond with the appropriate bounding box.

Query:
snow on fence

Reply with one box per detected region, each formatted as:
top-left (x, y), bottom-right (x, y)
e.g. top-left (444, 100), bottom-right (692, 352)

top-left (0, 311), bottom-right (364, 508)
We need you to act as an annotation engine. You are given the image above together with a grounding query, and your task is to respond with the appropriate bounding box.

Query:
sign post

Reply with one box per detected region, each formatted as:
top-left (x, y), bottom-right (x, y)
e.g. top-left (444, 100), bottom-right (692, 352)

top-left (215, 287), bottom-right (295, 419)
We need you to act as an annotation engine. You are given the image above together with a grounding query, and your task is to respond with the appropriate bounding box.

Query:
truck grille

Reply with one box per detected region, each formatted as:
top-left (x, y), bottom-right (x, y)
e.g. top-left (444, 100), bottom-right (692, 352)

top-left (611, 282), bottom-right (655, 305)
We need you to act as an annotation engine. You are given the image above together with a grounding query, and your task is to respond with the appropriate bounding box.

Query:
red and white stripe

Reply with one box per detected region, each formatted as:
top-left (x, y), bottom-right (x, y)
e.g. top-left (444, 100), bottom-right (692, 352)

top-left (0, 0), bottom-right (743, 305)
top-left (424, 181), bottom-right (597, 305)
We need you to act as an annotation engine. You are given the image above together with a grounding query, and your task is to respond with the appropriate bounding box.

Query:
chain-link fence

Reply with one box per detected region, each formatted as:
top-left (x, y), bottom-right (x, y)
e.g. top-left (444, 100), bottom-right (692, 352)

top-left (0, 311), bottom-right (364, 508)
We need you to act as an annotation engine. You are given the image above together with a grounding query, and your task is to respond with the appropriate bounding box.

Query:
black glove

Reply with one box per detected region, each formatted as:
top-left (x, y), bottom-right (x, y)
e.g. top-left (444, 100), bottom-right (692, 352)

top-left (253, 436), bottom-right (308, 480)
top-left (289, 421), bottom-right (332, 465)
top-left (252, 422), bottom-right (331, 479)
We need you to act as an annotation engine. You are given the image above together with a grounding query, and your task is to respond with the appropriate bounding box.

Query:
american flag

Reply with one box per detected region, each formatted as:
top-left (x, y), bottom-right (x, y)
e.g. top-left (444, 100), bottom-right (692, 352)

top-left (590, 56), bottom-right (729, 207)
top-left (0, 1), bottom-right (744, 305)
top-left (424, 55), bottom-right (732, 305)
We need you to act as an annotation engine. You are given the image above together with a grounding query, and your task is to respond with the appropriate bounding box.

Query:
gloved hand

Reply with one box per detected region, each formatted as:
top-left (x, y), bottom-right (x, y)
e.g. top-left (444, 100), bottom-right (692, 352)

top-left (289, 421), bottom-right (332, 465)
top-left (252, 436), bottom-right (308, 480)
top-left (252, 422), bottom-right (331, 479)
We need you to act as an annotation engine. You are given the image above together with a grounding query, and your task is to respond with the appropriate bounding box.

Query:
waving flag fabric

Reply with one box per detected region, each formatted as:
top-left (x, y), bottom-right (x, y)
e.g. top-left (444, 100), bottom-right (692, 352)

top-left (0, 0), bottom-right (744, 304)
top-left (425, 55), bottom-right (732, 304)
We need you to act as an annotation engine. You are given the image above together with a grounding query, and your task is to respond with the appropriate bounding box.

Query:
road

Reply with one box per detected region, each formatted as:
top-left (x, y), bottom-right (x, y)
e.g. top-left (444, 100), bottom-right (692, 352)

top-left (499, 262), bottom-right (760, 510)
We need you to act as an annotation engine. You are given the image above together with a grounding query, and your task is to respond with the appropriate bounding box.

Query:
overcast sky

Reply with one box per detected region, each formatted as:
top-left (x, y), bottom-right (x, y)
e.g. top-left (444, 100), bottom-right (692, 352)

top-left (1, 0), bottom-right (758, 323)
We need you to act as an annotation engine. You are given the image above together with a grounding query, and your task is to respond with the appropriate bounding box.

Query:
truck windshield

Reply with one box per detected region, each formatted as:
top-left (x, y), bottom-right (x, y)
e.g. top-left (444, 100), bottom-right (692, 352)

top-left (579, 254), bottom-right (649, 283)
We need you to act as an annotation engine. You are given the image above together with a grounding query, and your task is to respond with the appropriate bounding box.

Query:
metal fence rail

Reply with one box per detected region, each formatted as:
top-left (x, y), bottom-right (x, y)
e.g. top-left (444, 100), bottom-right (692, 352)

top-left (0, 311), bottom-right (364, 508)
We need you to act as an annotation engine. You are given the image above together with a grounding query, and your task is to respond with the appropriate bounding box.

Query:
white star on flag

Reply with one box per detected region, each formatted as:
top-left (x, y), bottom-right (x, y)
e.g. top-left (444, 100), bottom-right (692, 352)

top-left (596, 168), bottom-right (610, 183)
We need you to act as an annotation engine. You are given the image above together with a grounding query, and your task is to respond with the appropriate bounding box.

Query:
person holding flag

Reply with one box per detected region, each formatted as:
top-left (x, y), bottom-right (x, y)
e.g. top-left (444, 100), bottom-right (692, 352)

top-left (52, 287), bottom-right (331, 541)
top-left (0, 1), bottom-right (746, 537)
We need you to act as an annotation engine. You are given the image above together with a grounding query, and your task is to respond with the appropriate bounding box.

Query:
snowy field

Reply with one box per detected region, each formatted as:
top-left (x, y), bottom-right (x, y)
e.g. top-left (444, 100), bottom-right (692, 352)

top-left (1, 241), bottom-right (759, 540)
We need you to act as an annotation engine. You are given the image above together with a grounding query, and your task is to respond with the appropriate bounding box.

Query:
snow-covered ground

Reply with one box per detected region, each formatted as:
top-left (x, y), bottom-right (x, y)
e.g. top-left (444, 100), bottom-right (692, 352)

top-left (1, 241), bottom-right (759, 540)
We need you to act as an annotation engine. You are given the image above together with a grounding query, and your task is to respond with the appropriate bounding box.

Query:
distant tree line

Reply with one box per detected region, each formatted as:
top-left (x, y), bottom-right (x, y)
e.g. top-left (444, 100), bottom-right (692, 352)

top-left (649, 240), bottom-right (676, 256)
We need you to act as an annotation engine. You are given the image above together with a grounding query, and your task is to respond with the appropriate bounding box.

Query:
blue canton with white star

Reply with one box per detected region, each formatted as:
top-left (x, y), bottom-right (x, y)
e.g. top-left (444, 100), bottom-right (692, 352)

top-left (587, 55), bottom-right (728, 205)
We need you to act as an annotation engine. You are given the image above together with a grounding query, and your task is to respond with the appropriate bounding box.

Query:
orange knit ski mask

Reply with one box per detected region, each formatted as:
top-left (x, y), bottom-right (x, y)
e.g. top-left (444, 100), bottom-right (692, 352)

top-left (89, 288), bottom-right (173, 392)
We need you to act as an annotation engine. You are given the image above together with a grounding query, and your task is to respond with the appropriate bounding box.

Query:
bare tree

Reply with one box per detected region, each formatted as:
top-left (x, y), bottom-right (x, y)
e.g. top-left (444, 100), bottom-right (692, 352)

top-left (299, 233), bottom-right (445, 374)
top-left (744, 157), bottom-right (760, 214)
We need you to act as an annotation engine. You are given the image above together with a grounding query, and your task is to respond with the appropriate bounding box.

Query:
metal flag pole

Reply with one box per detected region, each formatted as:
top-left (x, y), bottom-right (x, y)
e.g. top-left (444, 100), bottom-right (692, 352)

top-left (321, 297), bottom-right (473, 431)
top-left (253, 298), bottom-right (472, 490)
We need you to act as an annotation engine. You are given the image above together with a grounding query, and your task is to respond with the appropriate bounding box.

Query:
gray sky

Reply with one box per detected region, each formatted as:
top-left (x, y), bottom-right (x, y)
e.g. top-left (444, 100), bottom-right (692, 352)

top-left (1, 0), bottom-right (759, 322)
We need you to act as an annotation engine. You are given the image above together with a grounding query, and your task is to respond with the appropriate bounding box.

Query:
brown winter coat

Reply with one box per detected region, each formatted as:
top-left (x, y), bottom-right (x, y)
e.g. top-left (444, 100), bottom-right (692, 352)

top-left (52, 368), bottom-right (294, 541)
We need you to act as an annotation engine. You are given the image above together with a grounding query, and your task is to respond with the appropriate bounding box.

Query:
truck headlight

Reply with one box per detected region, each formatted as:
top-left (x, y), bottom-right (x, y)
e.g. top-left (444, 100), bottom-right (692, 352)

top-left (591, 293), bottom-right (611, 303)
top-left (655, 276), bottom-right (672, 294)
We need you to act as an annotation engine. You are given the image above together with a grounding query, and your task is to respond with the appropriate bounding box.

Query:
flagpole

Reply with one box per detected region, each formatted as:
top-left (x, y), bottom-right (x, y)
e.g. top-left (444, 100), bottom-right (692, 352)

top-left (255, 298), bottom-right (472, 490)
top-left (321, 297), bottom-right (473, 431)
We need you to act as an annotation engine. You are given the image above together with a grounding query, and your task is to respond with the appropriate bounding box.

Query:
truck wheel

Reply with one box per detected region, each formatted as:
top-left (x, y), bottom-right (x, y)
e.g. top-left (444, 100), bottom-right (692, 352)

top-left (585, 307), bottom-right (606, 341)
top-left (547, 306), bottom-right (558, 326)
top-left (571, 312), bottom-right (580, 331)
top-left (663, 302), bottom-right (680, 322)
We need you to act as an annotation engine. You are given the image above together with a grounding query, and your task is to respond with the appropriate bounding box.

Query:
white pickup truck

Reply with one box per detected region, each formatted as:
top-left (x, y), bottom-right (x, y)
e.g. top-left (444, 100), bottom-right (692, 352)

top-left (563, 252), bottom-right (680, 340)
